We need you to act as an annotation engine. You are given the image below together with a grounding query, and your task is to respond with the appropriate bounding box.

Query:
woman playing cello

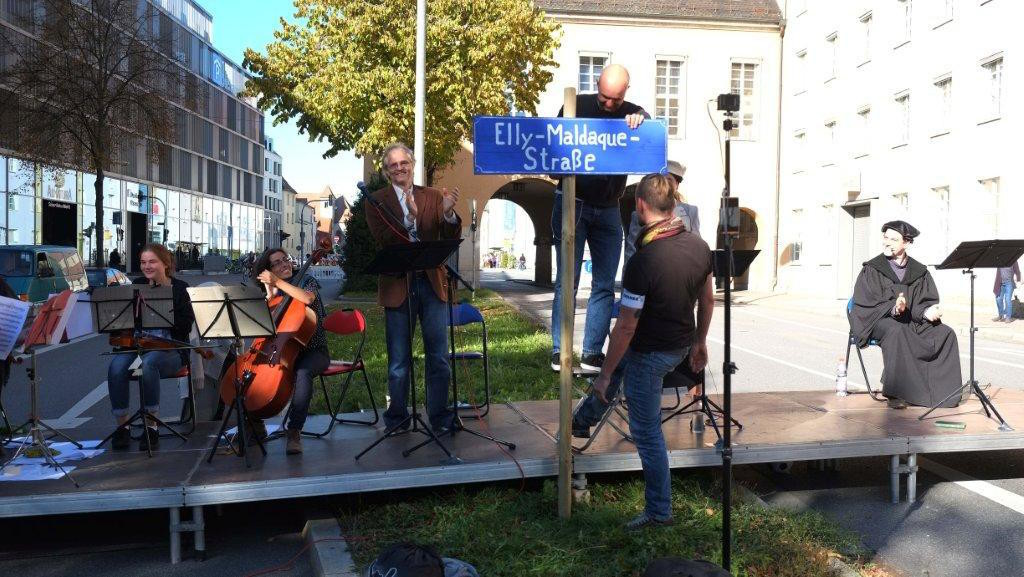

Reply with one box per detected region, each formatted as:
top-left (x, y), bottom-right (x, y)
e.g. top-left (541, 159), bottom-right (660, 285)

top-left (251, 247), bottom-right (330, 455)
top-left (108, 244), bottom-right (195, 451)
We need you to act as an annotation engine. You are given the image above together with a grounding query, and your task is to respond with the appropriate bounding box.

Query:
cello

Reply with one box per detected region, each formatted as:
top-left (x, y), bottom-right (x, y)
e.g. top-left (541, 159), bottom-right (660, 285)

top-left (218, 233), bottom-right (333, 419)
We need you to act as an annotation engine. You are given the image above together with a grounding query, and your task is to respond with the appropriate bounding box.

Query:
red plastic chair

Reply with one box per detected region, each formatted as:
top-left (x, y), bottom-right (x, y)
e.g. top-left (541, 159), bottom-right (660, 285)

top-left (308, 308), bottom-right (379, 437)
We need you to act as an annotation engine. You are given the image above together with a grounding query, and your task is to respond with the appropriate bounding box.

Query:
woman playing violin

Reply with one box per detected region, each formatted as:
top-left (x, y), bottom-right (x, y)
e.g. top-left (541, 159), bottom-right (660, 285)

top-left (108, 244), bottom-right (195, 451)
top-left (252, 247), bottom-right (330, 455)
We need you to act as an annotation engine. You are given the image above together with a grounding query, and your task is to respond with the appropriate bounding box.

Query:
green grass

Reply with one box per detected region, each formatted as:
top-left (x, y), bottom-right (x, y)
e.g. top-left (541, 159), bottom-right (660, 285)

top-left (315, 288), bottom-right (557, 415)
top-left (339, 472), bottom-right (864, 577)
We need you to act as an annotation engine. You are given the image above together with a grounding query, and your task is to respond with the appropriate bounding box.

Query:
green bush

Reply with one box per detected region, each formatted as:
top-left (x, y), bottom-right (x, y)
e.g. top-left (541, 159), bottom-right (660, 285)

top-left (342, 174), bottom-right (388, 293)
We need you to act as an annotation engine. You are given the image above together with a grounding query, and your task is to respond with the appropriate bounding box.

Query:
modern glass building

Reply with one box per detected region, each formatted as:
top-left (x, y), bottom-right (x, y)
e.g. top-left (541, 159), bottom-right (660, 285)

top-left (0, 0), bottom-right (266, 271)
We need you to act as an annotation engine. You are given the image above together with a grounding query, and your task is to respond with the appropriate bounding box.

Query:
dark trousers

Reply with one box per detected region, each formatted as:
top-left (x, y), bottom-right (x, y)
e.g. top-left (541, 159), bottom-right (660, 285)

top-left (286, 349), bottom-right (331, 431)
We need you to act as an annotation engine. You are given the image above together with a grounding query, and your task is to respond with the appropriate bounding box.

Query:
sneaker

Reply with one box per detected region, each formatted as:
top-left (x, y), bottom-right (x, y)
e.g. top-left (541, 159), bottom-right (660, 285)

top-left (111, 426), bottom-right (131, 450)
top-left (581, 353), bottom-right (605, 373)
top-left (285, 429), bottom-right (302, 455)
top-left (624, 512), bottom-right (674, 532)
top-left (551, 352), bottom-right (561, 372)
top-left (993, 316), bottom-right (1004, 323)
top-left (139, 427), bottom-right (159, 451)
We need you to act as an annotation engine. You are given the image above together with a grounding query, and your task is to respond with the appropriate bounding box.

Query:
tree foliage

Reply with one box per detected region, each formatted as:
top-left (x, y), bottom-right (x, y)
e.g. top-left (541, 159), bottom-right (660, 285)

top-left (244, 0), bottom-right (560, 182)
top-left (341, 173), bottom-right (387, 292)
top-left (0, 0), bottom-right (176, 265)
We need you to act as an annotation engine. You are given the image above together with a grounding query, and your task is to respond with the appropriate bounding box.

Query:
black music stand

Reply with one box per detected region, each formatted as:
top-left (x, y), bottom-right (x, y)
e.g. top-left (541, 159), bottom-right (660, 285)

top-left (188, 284), bottom-right (277, 467)
top-left (2, 295), bottom-right (81, 486)
top-left (355, 239), bottom-right (461, 463)
top-left (919, 240), bottom-right (1024, 431)
top-left (94, 285), bottom-right (187, 457)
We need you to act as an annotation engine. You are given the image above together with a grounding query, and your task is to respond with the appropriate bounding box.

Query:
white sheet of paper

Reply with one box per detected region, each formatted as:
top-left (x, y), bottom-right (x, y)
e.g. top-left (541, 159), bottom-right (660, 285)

top-left (0, 295), bottom-right (30, 358)
top-left (0, 463), bottom-right (76, 481)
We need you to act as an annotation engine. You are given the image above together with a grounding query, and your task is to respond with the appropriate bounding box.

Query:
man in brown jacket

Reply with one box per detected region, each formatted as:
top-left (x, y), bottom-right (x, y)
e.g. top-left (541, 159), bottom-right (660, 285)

top-left (365, 142), bottom-right (462, 432)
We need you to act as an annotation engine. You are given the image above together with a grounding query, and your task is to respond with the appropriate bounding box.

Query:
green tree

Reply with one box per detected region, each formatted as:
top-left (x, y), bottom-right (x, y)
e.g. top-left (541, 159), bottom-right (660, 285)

top-left (341, 174), bottom-right (387, 292)
top-left (243, 0), bottom-right (560, 183)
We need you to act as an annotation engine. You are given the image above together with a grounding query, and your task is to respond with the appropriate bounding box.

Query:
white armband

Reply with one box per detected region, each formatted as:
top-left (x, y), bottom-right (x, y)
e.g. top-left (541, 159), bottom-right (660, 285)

top-left (621, 289), bottom-right (645, 310)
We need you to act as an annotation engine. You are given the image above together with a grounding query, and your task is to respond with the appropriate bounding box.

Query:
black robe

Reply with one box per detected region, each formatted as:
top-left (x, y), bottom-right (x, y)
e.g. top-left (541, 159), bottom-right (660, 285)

top-left (851, 254), bottom-right (963, 407)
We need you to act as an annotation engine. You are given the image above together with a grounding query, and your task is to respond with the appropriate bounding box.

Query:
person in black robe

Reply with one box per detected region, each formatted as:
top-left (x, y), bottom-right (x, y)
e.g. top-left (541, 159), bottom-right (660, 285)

top-left (850, 220), bottom-right (964, 409)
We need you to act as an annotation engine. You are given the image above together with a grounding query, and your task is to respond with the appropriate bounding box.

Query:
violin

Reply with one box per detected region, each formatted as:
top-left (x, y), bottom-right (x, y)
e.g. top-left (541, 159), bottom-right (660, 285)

top-left (218, 232), bottom-right (333, 419)
top-left (110, 330), bottom-right (214, 360)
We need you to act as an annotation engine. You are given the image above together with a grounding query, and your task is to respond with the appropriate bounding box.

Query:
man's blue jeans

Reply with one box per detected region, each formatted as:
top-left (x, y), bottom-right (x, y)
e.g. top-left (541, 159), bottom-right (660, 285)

top-left (997, 281), bottom-right (1014, 320)
top-left (383, 274), bottom-right (454, 431)
top-left (550, 193), bottom-right (623, 357)
top-left (574, 347), bottom-right (686, 521)
top-left (107, 350), bottom-right (183, 417)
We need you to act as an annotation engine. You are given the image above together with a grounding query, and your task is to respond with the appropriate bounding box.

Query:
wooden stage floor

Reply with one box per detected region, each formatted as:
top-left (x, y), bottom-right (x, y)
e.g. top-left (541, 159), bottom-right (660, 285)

top-left (4, 388), bottom-right (1024, 518)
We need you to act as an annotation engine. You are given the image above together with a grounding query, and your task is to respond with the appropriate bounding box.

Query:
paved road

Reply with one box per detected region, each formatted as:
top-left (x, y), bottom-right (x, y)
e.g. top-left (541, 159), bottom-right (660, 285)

top-left (486, 270), bottom-right (1024, 577)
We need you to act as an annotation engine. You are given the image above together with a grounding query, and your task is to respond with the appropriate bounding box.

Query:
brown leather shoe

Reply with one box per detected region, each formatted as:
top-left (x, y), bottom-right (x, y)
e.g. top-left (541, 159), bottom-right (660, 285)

top-left (285, 429), bottom-right (302, 455)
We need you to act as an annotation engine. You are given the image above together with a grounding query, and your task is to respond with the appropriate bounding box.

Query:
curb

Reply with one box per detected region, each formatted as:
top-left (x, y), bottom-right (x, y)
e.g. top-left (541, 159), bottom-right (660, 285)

top-left (735, 485), bottom-right (862, 577)
top-left (304, 515), bottom-right (359, 577)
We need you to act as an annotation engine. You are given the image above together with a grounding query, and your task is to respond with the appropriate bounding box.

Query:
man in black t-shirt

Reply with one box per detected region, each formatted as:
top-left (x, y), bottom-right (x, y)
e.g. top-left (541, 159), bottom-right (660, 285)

top-left (550, 63), bottom-right (650, 374)
top-left (572, 173), bottom-right (714, 531)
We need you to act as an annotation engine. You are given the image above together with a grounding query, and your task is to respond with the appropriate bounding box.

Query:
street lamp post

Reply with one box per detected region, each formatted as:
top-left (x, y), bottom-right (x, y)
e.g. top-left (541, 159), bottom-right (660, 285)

top-left (299, 200), bottom-right (312, 264)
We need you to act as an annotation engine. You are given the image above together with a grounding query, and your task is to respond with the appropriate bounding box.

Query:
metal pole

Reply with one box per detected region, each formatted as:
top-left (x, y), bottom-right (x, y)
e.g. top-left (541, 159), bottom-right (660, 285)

top-left (414, 0), bottom-right (426, 185)
top-left (721, 134), bottom-right (734, 571)
top-left (558, 87), bottom-right (576, 519)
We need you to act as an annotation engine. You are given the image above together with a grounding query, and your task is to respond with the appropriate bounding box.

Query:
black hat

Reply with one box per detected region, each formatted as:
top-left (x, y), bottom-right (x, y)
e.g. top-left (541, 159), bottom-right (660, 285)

top-left (643, 557), bottom-right (732, 577)
top-left (881, 220), bottom-right (920, 242)
top-left (368, 543), bottom-right (444, 577)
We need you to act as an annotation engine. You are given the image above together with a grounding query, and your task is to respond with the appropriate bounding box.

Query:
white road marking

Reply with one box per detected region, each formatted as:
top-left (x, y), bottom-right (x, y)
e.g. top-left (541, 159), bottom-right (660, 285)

top-left (919, 457), bottom-right (1024, 517)
top-left (731, 309), bottom-right (1024, 370)
top-left (42, 381), bottom-right (108, 430)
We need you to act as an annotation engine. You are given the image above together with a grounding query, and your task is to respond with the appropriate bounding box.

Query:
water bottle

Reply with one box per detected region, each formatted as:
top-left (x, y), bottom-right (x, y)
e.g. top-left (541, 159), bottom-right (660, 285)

top-left (835, 358), bottom-right (848, 397)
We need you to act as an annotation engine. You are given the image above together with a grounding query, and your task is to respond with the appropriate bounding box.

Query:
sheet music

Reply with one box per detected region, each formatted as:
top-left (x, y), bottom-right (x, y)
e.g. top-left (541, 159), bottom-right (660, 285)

top-left (0, 295), bottom-right (30, 359)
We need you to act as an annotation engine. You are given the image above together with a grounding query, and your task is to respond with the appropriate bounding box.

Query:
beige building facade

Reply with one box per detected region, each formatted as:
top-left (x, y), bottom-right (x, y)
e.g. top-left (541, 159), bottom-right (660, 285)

top-left (778, 0), bottom-right (1020, 303)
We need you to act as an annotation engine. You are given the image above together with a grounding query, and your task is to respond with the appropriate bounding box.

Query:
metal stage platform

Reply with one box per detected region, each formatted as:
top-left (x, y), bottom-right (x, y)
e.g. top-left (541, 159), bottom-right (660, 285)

top-left (4, 389), bottom-right (1024, 562)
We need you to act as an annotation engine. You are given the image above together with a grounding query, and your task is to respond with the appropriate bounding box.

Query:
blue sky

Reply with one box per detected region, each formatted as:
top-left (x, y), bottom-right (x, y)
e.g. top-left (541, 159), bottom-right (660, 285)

top-left (200, 0), bottom-right (364, 201)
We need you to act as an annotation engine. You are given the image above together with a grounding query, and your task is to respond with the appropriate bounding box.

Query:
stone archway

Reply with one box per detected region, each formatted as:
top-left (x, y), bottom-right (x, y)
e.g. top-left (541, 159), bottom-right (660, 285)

top-left (485, 178), bottom-right (557, 285)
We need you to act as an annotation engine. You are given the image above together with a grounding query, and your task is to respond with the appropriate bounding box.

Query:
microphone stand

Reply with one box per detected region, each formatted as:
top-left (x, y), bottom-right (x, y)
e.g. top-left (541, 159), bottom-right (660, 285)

top-left (405, 262), bottom-right (516, 455)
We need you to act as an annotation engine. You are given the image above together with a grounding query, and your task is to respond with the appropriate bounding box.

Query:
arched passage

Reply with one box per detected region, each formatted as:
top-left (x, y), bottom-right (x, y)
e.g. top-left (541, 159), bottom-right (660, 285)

top-left (482, 177), bottom-right (557, 285)
top-left (717, 207), bottom-right (759, 291)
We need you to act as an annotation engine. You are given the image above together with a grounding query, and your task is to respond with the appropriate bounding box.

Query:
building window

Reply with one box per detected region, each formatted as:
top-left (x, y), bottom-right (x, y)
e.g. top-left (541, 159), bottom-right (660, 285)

top-left (794, 50), bottom-right (807, 94)
top-left (655, 58), bottom-right (685, 137)
top-left (729, 61), bottom-right (759, 139)
top-left (791, 209), bottom-right (804, 262)
top-left (578, 54), bottom-right (607, 92)
top-left (981, 56), bottom-right (1003, 119)
top-left (895, 93), bottom-right (910, 145)
top-left (892, 192), bottom-right (909, 212)
top-left (934, 77), bottom-right (952, 134)
top-left (897, 0), bottom-right (912, 45)
top-left (856, 107), bottom-right (871, 157)
top-left (825, 33), bottom-right (839, 80)
top-left (939, 0), bottom-right (954, 22)
top-left (793, 130), bottom-right (807, 172)
top-left (823, 120), bottom-right (837, 164)
top-left (859, 13), bottom-right (872, 64)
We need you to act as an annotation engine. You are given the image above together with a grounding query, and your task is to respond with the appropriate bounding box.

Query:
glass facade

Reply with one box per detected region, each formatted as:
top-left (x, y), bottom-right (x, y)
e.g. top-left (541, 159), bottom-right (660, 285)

top-left (0, 0), bottom-right (266, 269)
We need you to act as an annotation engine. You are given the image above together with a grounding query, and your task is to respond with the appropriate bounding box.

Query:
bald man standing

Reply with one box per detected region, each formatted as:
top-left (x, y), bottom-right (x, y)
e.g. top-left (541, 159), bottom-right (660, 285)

top-left (550, 64), bottom-right (649, 373)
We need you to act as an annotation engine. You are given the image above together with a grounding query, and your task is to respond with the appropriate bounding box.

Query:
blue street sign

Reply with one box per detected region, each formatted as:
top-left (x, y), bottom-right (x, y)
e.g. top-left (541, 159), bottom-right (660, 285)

top-left (473, 116), bottom-right (667, 175)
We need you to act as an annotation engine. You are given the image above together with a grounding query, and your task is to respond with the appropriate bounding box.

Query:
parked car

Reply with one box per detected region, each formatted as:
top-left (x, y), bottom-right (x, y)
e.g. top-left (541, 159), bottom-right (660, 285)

top-left (0, 245), bottom-right (88, 302)
top-left (85, 267), bottom-right (132, 288)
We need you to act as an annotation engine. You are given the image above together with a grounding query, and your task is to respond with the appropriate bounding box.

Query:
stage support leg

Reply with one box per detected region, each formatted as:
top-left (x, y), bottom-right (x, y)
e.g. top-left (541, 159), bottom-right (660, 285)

top-left (170, 505), bottom-right (207, 563)
top-left (170, 507), bottom-right (181, 564)
top-left (889, 454), bottom-right (919, 504)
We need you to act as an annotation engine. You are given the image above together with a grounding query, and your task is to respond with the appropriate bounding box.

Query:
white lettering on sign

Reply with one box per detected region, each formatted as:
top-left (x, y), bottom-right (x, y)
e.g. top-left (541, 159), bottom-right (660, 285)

top-left (492, 120), bottom-right (633, 173)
